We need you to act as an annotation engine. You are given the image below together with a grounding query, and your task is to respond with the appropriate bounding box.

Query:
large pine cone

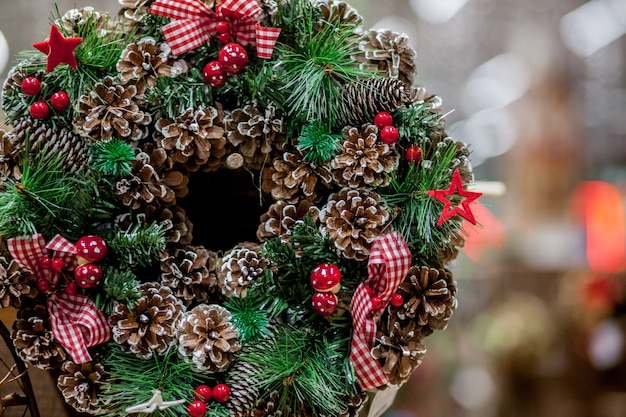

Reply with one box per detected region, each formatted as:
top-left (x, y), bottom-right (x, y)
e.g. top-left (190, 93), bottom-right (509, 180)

top-left (155, 106), bottom-right (228, 172)
top-left (57, 360), bottom-right (106, 414)
top-left (109, 282), bottom-right (184, 358)
top-left (75, 77), bottom-right (152, 142)
top-left (117, 37), bottom-right (188, 89)
top-left (160, 245), bottom-right (220, 306)
top-left (331, 124), bottom-right (398, 188)
top-left (176, 304), bottom-right (240, 373)
top-left (57, 6), bottom-right (115, 35)
top-left (317, 0), bottom-right (363, 28)
top-left (12, 304), bottom-right (66, 369)
top-left (320, 188), bottom-right (390, 261)
top-left (372, 320), bottom-right (426, 386)
top-left (225, 102), bottom-right (286, 170)
top-left (219, 243), bottom-right (265, 298)
top-left (0, 129), bottom-right (20, 180)
top-left (354, 29), bottom-right (417, 86)
top-left (264, 150), bottom-right (333, 203)
top-left (0, 254), bottom-right (37, 308)
top-left (116, 204), bottom-right (194, 246)
top-left (257, 200), bottom-right (320, 242)
top-left (118, 0), bottom-right (155, 26)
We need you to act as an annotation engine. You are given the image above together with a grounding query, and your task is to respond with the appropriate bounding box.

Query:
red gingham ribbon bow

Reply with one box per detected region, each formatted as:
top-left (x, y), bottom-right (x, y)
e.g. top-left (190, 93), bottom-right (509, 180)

top-left (150, 0), bottom-right (281, 58)
top-left (350, 232), bottom-right (411, 390)
top-left (8, 234), bottom-right (111, 364)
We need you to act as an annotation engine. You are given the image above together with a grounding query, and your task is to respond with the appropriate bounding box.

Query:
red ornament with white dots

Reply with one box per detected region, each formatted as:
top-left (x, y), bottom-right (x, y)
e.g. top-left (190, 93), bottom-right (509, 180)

top-left (405, 145), bottom-right (422, 163)
top-left (218, 43), bottom-right (248, 75)
top-left (30, 101), bottom-right (49, 120)
top-left (310, 263), bottom-right (341, 293)
top-left (50, 91), bottom-right (70, 111)
top-left (212, 383), bottom-right (231, 403)
top-left (75, 235), bottom-right (108, 263)
top-left (203, 61), bottom-right (228, 88)
top-left (21, 77), bottom-right (41, 96)
top-left (188, 400), bottom-right (207, 417)
top-left (312, 292), bottom-right (338, 316)
top-left (74, 263), bottom-right (103, 289)
top-left (379, 125), bottom-right (399, 145)
top-left (374, 111), bottom-right (393, 128)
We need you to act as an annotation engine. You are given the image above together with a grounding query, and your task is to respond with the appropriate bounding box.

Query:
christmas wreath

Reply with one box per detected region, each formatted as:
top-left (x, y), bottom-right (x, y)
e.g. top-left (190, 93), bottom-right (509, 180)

top-left (0, 1), bottom-right (481, 416)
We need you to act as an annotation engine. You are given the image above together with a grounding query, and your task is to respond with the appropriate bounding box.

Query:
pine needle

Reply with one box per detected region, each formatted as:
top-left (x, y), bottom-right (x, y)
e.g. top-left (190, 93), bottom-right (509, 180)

top-left (109, 221), bottom-right (167, 268)
top-left (89, 139), bottom-right (135, 178)
top-left (297, 121), bottom-right (343, 164)
top-left (94, 268), bottom-right (141, 315)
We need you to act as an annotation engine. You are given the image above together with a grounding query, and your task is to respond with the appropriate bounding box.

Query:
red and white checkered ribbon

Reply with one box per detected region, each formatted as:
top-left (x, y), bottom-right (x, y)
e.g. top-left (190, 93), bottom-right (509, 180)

top-left (7, 234), bottom-right (111, 364)
top-left (150, 0), bottom-right (281, 58)
top-left (350, 232), bottom-right (411, 390)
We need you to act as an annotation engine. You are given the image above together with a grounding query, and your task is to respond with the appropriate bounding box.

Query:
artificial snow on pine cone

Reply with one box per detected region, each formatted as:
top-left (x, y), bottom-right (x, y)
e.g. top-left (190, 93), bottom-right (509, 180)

top-left (0, 254), bottom-right (37, 308)
top-left (176, 304), bottom-right (240, 373)
top-left (317, 0), bottom-right (363, 28)
top-left (354, 29), bottom-right (417, 86)
top-left (57, 360), bottom-right (107, 414)
top-left (257, 200), bottom-right (320, 242)
top-left (219, 243), bottom-right (265, 298)
top-left (12, 304), bottom-right (66, 369)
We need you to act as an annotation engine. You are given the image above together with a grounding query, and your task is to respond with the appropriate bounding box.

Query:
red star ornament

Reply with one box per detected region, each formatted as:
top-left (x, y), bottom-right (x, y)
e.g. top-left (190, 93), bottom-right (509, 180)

top-left (428, 168), bottom-right (482, 226)
top-left (33, 24), bottom-right (82, 73)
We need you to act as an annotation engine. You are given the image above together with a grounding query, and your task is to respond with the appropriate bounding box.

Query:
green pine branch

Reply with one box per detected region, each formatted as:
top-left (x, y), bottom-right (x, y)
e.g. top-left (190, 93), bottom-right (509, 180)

top-left (297, 121), bottom-right (343, 165)
top-left (89, 139), bottom-right (136, 178)
top-left (94, 268), bottom-right (141, 315)
top-left (109, 221), bottom-right (167, 268)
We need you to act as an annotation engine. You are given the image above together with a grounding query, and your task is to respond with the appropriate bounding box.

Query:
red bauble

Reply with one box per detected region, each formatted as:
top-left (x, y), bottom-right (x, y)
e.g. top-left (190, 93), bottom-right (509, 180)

top-left (374, 111), bottom-right (393, 128)
top-left (312, 292), bottom-right (338, 316)
top-left (21, 77), bottom-right (41, 96)
top-left (194, 385), bottom-right (212, 402)
top-left (75, 263), bottom-right (103, 289)
top-left (38, 256), bottom-right (52, 270)
top-left (212, 384), bottom-right (231, 403)
top-left (65, 282), bottom-right (78, 295)
top-left (203, 61), bottom-right (227, 88)
top-left (371, 296), bottom-right (384, 313)
top-left (310, 263), bottom-right (341, 293)
top-left (215, 21), bottom-right (230, 35)
top-left (75, 235), bottom-right (108, 262)
top-left (218, 33), bottom-right (232, 44)
top-left (188, 400), bottom-right (207, 417)
top-left (218, 43), bottom-right (248, 74)
top-left (379, 125), bottom-right (399, 145)
top-left (405, 145), bottom-right (422, 163)
top-left (51, 258), bottom-right (65, 273)
top-left (30, 101), bottom-right (49, 120)
top-left (390, 293), bottom-right (404, 307)
top-left (37, 278), bottom-right (51, 292)
top-left (50, 91), bottom-right (70, 111)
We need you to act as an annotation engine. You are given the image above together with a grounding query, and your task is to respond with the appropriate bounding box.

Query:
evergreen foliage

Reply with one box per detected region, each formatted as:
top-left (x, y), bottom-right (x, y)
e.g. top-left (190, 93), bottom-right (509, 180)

top-left (109, 222), bottom-right (167, 268)
top-left (89, 139), bottom-right (136, 178)
top-left (94, 268), bottom-right (141, 315)
top-left (297, 121), bottom-right (343, 165)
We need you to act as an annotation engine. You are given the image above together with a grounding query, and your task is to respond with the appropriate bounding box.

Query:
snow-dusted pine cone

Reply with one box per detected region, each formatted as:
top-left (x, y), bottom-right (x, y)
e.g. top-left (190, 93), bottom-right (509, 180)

top-left (118, 0), bottom-right (154, 26)
top-left (116, 204), bottom-right (194, 246)
top-left (264, 150), bottom-right (333, 203)
top-left (0, 130), bottom-right (20, 181)
top-left (176, 304), bottom-right (240, 373)
top-left (317, 0), bottom-right (363, 28)
top-left (372, 320), bottom-right (426, 386)
top-left (355, 29), bottom-right (417, 86)
top-left (109, 282), bottom-right (184, 358)
top-left (225, 102), bottom-right (285, 169)
top-left (160, 245), bottom-right (219, 306)
top-left (57, 6), bottom-right (115, 35)
top-left (257, 200), bottom-right (320, 242)
top-left (320, 188), bottom-right (390, 261)
top-left (2, 63), bottom-right (45, 98)
top-left (57, 360), bottom-right (106, 414)
top-left (155, 106), bottom-right (228, 172)
top-left (219, 243), bottom-right (265, 298)
top-left (249, 391), bottom-right (283, 417)
top-left (75, 77), bottom-right (152, 142)
top-left (12, 304), bottom-right (66, 369)
top-left (338, 391), bottom-right (368, 417)
top-left (117, 37), bottom-right (188, 89)
top-left (0, 254), bottom-right (36, 308)
top-left (331, 124), bottom-right (398, 188)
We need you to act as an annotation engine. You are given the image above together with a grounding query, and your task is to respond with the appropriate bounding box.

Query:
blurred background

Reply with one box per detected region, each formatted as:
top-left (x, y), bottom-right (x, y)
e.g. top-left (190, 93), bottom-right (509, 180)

top-left (1, 0), bottom-right (626, 416)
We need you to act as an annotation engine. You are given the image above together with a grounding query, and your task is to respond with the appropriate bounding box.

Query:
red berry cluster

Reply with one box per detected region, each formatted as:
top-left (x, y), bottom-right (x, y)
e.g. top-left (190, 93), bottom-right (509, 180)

top-left (374, 112), bottom-right (399, 145)
top-left (310, 263), bottom-right (341, 316)
top-left (21, 77), bottom-right (70, 120)
top-left (202, 23), bottom-right (249, 88)
top-left (74, 235), bottom-right (108, 289)
top-left (189, 384), bottom-right (231, 417)
top-left (365, 287), bottom-right (404, 316)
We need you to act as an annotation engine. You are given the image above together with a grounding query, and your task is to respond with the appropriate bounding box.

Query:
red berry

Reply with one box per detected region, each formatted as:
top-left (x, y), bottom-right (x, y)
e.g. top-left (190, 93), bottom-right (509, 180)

top-left (390, 293), bottom-right (404, 307)
top-left (212, 384), bottom-right (231, 403)
top-left (66, 282), bottom-right (78, 295)
top-left (21, 77), bottom-right (41, 96)
top-left (312, 292), bottom-right (338, 316)
top-left (51, 258), bottom-right (65, 273)
top-left (374, 111), bottom-right (393, 128)
top-left (215, 21), bottom-right (230, 34)
top-left (379, 125), bottom-right (399, 145)
top-left (50, 91), bottom-right (70, 111)
top-left (406, 145), bottom-right (422, 163)
top-left (37, 278), bottom-right (51, 292)
top-left (76, 235), bottom-right (108, 263)
top-left (310, 263), bottom-right (341, 293)
top-left (218, 33), bottom-right (232, 44)
top-left (30, 101), bottom-right (49, 120)
top-left (188, 400), bottom-right (207, 417)
top-left (38, 256), bottom-right (52, 270)
top-left (218, 43), bottom-right (248, 75)
top-left (203, 61), bottom-right (228, 88)
top-left (74, 263), bottom-right (103, 289)
top-left (194, 385), bottom-right (212, 402)
top-left (371, 296), bottom-right (384, 313)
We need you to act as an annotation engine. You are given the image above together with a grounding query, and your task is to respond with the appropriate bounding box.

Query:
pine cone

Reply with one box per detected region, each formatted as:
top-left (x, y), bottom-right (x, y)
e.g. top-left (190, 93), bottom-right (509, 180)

top-left (116, 204), bottom-right (194, 245)
top-left (372, 320), bottom-right (426, 386)
top-left (257, 200), bottom-right (320, 242)
top-left (219, 243), bottom-right (265, 298)
top-left (12, 304), bottom-right (67, 369)
top-left (2, 62), bottom-right (45, 99)
top-left (176, 304), bottom-right (240, 373)
top-left (117, 37), bottom-right (188, 89)
top-left (160, 245), bottom-right (219, 306)
top-left (118, 0), bottom-right (155, 26)
top-left (317, 0), bottom-right (363, 28)
top-left (337, 78), bottom-right (416, 127)
top-left (249, 391), bottom-right (282, 417)
top-left (320, 188), bottom-right (390, 261)
top-left (354, 30), bottom-right (417, 85)
top-left (57, 6), bottom-right (115, 35)
top-left (75, 77), bottom-right (152, 142)
top-left (155, 106), bottom-right (228, 172)
top-left (225, 102), bottom-right (286, 170)
top-left (57, 360), bottom-right (106, 414)
top-left (0, 254), bottom-right (37, 308)
top-left (338, 391), bottom-right (368, 417)
top-left (331, 124), bottom-right (398, 188)
top-left (109, 282), bottom-right (184, 358)
top-left (264, 150), bottom-right (333, 203)
top-left (0, 129), bottom-right (20, 181)
top-left (142, 141), bottom-right (191, 198)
